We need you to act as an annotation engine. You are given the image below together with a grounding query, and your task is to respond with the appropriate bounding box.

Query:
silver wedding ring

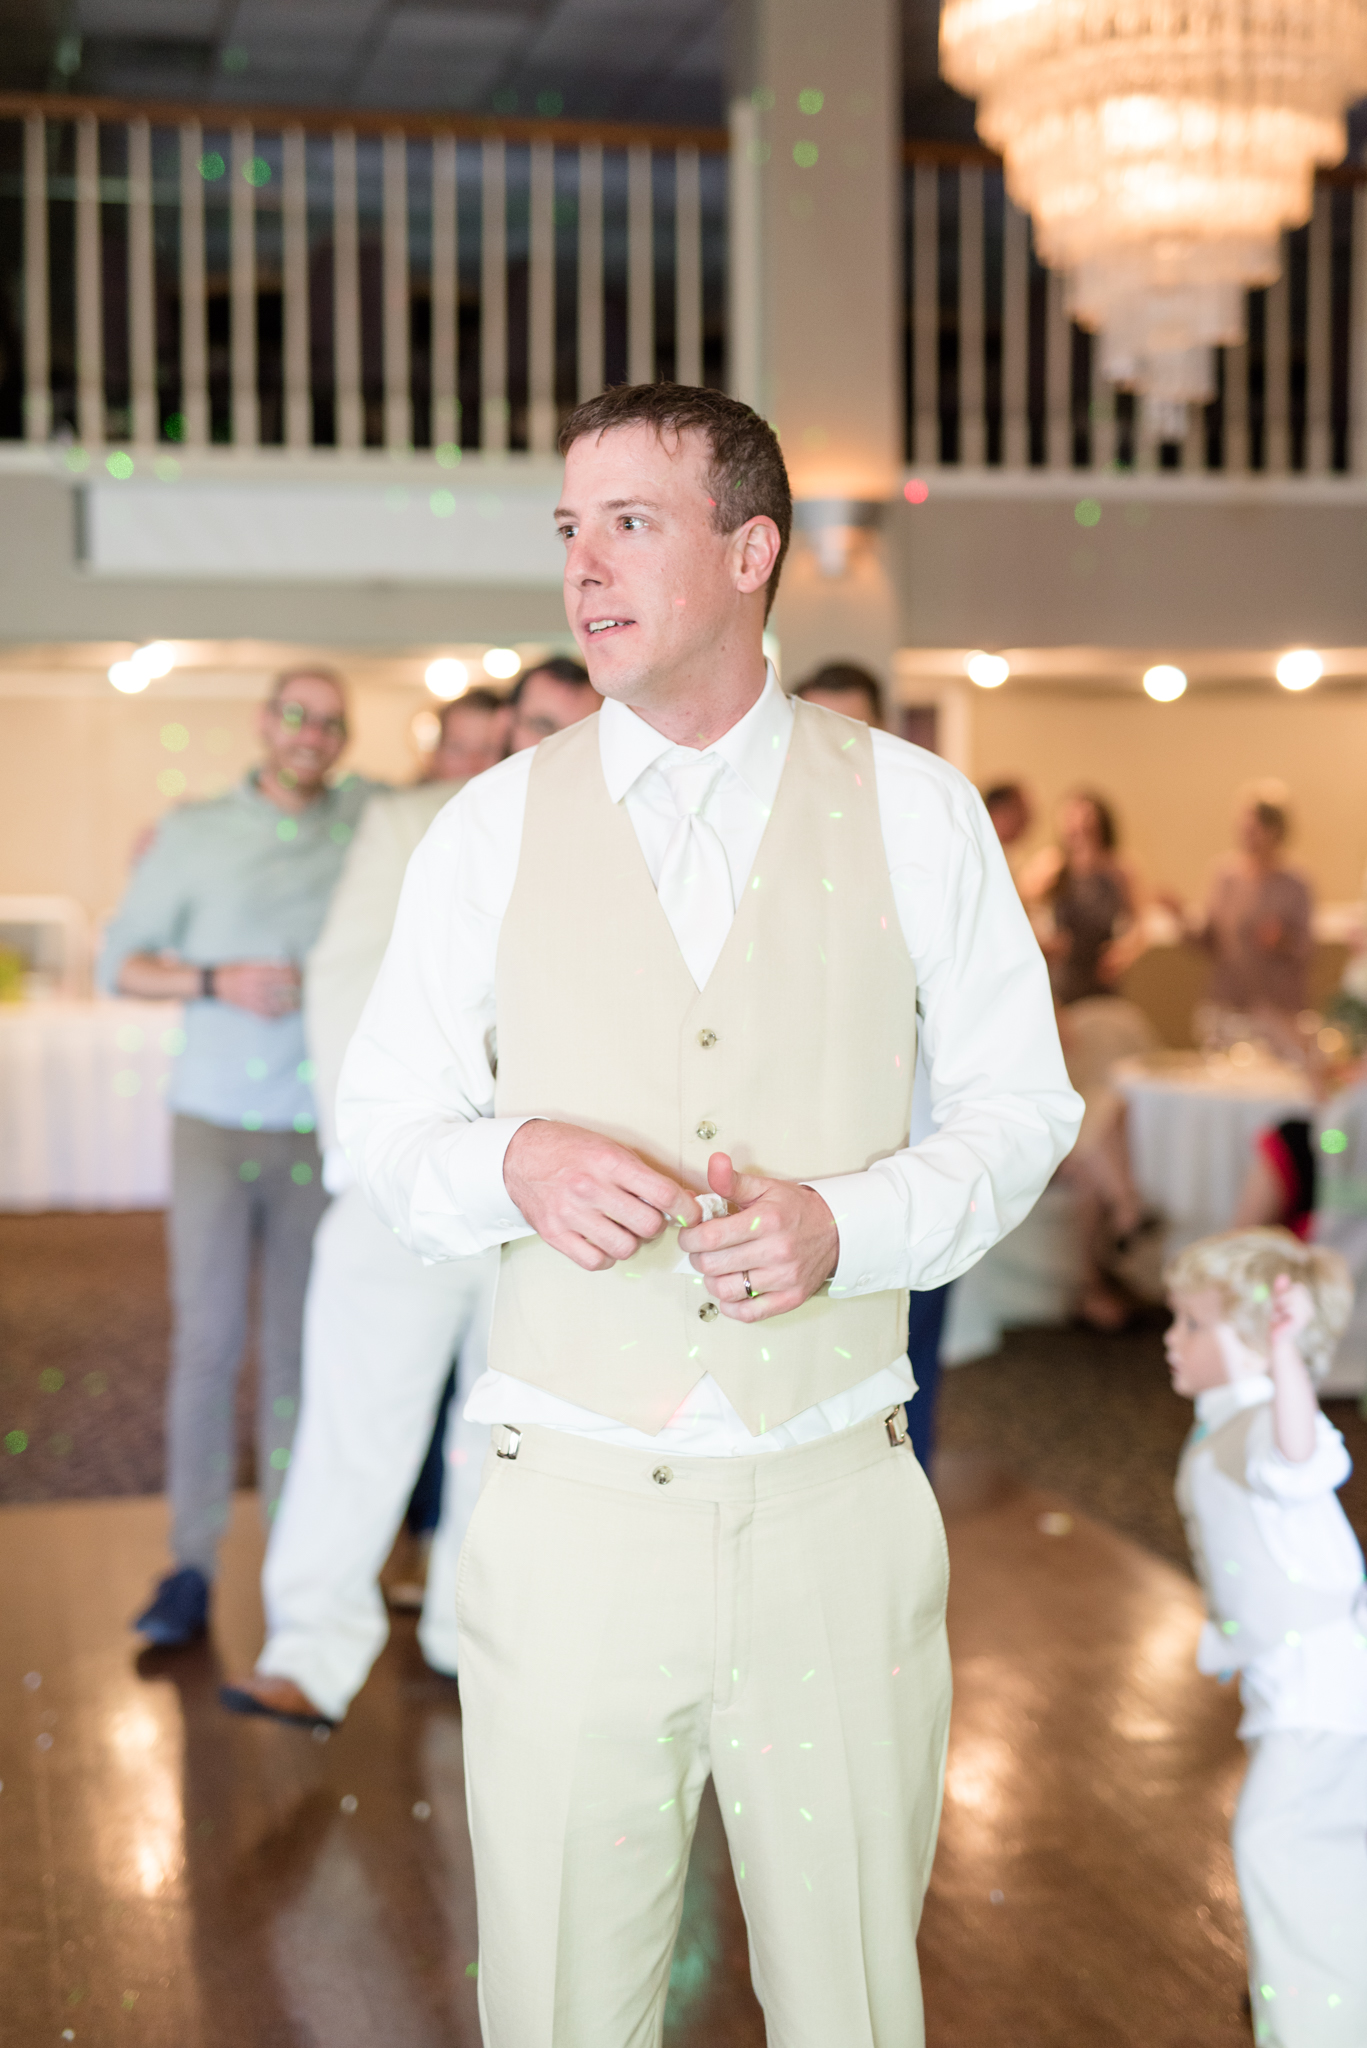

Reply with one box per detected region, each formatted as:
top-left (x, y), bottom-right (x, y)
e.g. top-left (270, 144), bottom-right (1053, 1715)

top-left (743, 1271), bottom-right (758, 1299)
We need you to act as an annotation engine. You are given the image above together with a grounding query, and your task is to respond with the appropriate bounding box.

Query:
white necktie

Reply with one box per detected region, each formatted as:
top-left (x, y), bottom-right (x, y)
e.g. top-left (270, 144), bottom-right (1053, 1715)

top-left (656, 752), bottom-right (734, 989)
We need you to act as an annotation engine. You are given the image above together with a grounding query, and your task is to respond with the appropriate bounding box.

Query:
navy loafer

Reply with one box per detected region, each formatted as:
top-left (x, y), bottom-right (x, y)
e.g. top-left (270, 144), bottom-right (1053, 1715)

top-left (133, 1566), bottom-right (209, 1647)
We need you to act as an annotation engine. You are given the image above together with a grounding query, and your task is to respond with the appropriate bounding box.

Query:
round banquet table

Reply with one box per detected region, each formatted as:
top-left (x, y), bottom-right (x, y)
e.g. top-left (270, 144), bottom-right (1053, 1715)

top-left (0, 999), bottom-right (183, 1210)
top-left (1112, 1051), bottom-right (1316, 1242)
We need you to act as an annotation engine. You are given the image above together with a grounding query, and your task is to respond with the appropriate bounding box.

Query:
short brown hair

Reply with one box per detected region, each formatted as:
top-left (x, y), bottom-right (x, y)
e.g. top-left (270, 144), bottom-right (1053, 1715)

top-left (795, 662), bottom-right (883, 723)
top-left (558, 383), bottom-right (792, 618)
top-left (268, 666), bottom-right (346, 708)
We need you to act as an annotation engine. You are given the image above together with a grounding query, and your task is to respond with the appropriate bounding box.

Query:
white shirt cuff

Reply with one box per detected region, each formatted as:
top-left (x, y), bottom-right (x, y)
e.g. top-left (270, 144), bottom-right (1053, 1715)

top-left (805, 1169), bottom-right (910, 1297)
top-left (411, 1114), bottom-right (537, 1254)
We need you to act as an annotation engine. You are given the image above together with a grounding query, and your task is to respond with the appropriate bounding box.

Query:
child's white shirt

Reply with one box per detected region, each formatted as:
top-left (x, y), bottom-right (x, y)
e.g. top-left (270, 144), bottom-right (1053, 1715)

top-left (1179, 1374), bottom-right (1367, 1739)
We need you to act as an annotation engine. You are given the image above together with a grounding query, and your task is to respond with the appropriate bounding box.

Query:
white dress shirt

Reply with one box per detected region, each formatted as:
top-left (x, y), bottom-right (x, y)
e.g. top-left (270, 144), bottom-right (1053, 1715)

top-left (338, 667), bottom-right (1081, 1455)
top-left (1189, 1376), bottom-right (1367, 1737)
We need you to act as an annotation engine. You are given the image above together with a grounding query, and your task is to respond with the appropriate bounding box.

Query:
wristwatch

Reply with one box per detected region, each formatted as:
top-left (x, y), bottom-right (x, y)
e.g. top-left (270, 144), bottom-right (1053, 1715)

top-left (199, 965), bottom-right (217, 999)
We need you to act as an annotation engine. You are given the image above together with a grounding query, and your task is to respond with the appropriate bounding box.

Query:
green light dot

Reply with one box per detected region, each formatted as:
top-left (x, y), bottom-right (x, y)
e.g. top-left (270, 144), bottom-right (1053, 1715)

top-left (161, 1026), bottom-right (186, 1055)
top-left (430, 489), bottom-right (456, 518)
top-left (241, 1112), bottom-right (263, 1132)
top-left (276, 817), bottom-right (298, 842)
top-left (106, 451), bottom-right (134, 480)
top-left (39, 1369), bottom-right (65, 1393)
top-left (751, 86), bottom-right (774, 111)
top-left (535, 88), bottom-right (564, 116)
top-left (297, 1059), bottom-right (316, 1082)
top-left (273, 1396), bottom-right (296, 1420)
top-left (246, 1057), bottom-right (268, 1080)
top-left (291, 1162), bottom-right (314, 1186)
top-left (797, 88), bottom-right (824, 114)
top-left (244, 156), bottom-right (271, 187)
top-left (160, 723), bottom-right (189, 753)
top-left (269, 1447), bottom-right (291, 1470)
top-left (83, 1372), bottom-right (108, 1396)
top-left (435, 442), bottom-right (461, 468)
top-left (328, 820), bottom-right (352, 845)
top-left (199, 152), bottom-right (225, 182)
top-left (1321, 1128), bottom-right (1348, 1154)
top-left (293, 1113), bottom-right (315, 1134)
top-left (793, 140), bottom-right (819, 169)
top-left (239, 1161), bottom-right (261, 1182)
top-left (5, 1431), bottom-right (28, 1455)
top-left (1074, 498), bottom-right (1102, 527)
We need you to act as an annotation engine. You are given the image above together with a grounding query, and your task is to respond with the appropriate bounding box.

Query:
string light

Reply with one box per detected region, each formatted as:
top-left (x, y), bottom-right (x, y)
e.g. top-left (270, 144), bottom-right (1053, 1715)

top-left (965, 652), bottom-right (1010, 689)
top-left (1275, 649), bottom-right (1323, 692)
top-left (1143, 664), bottom-right (1187, 702)
top-left (425, 658), bottom-right (468, 700)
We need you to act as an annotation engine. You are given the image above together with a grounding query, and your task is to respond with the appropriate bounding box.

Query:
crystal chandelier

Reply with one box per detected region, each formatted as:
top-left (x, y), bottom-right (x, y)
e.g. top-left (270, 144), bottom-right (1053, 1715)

top-left (940, 2), bottom-right (1367, 429)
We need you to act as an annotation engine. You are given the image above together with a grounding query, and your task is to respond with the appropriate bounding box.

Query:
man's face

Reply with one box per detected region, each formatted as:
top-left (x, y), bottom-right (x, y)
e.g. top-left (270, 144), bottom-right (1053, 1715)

top-left (509, 670), bottom-right (601, 752)
top-left (259, 674), bottom-right (348, 792)
top-left (428, 702), bottom-right (510, 782)
top-left (555, 423), bottom-right (778, 711)
top-left (988, 794), bottom-right (1028, 848)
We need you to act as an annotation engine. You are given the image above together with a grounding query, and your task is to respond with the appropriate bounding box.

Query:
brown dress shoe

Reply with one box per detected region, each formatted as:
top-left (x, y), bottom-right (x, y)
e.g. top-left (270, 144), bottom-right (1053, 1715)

top-left (219, 1672), bottom-right (337, 1729)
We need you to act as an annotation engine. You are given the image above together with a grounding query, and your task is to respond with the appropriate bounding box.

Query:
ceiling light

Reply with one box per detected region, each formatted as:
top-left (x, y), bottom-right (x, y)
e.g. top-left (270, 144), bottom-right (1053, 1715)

top-left (482, 647), bottom-right (521, 681)
top-left (425, 657), bottom-right (468, 700)
top-left (1275, 649), bottom-right (1322, 692)
top-left (108, 659), bottom-right (150, 694)
top-left (132, 640), bottom-right (175, 679)
top-left (1143, 664), bottom-right (1187, 702)
top-left (965, 652), bottom-right (1010, 689)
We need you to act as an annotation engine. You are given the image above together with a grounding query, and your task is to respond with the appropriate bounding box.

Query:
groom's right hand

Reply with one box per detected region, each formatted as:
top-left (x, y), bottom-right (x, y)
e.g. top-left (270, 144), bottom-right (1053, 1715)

top-left (503, 1119), bottom-right (701, 1271)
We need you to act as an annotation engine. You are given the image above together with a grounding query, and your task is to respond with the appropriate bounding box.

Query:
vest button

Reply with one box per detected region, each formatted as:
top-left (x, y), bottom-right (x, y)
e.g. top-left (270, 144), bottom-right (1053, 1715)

top-left (697, 1029), bottom-right (717, 1049)
top-left (652, 1465), bottom-right (673, 1486)
top-left (699, 1301), bottom-right (719, 1322)
top-left (696, 1120), bottom-right (718, 1141)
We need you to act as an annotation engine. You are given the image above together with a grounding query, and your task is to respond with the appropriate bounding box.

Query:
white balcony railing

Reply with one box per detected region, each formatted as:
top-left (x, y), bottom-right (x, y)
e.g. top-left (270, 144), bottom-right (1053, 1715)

top-left (903, 143), bottom-right (1367, 478)
top-left (0, 93), bottom-right (728, 460)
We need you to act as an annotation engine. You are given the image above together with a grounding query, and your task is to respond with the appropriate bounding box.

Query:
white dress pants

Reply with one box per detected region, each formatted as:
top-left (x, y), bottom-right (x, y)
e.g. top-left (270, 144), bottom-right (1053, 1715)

top-left (257, 1183), bottom-right (496, 1721)
top-left (1234, 1730), bottom-right (1367, 2047)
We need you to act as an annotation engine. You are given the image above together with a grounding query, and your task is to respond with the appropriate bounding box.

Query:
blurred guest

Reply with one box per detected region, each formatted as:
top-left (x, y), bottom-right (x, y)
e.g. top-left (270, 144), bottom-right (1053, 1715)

top-left (1024, 789), bottom-right (1149, 1005)
top-left (983, 779), bottom-right (1035, 893)
top-left (1167, 789), bottom-right (1314, 1023)
top-left (426, 685), bottom-right (510, 778)
top-left (794, 660), bottom-right (884, 727)
top-left (221, 669), bottom-right (596, 1727)
top-left (101, 670), bottom-right (380, 1649)
top-left (509, 656), bottom-right (602, 750)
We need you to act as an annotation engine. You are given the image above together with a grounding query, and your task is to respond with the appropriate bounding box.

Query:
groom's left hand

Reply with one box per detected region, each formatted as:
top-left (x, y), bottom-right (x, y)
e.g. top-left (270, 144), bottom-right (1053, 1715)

top-left (677, 1152), bottom-right (839, 1322)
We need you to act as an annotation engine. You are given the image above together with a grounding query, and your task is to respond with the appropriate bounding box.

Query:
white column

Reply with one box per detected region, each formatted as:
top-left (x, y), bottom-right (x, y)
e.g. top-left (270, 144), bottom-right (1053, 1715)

top-left (577, 142), bottom-right (604, 402)
top-left (179, 122), bottom-right (208, 447)
top-left (730, 0), bottom-right (900, 680)
top-left (23, 116), bottom-right (50, 444)
top-left (1306, 184), bottom-right (1332, 475)
top-left (382, 132), bottom-right (410, 450)
top-left (127, 118), bottom-right (157, 446)
top-left (75, 116), bottom-right (103, 447)
top-left (481, 137), bottom-right (507, 452)
top-left (912, 161), bottom-right (938, 466)
top-left (528, 139), bottom-right (556, 451)
top-left (1264, 257), bottom-right (1290, 474)
top-left (230, 125), bottom-right (258, 448)
top-left (1001, 198), bottom-right (1028, 469)
top-left (628, 143), bottom-right (654, 385)
top-left (431, 136), bottom-right (459, 450)
top-left (675, 145), bottom-right (702, 387)
top-left (1045, 266), bottom-right (1070, 469)
top-left (282, 126), bottom-right (310, 450)
top-left (957, 163), bottom-right (984, 467)
top-left (333, 130), bottom-right (362, 450)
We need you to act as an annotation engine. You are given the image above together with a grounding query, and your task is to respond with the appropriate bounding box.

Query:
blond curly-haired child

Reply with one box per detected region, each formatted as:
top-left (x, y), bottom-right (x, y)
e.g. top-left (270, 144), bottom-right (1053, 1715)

top-left (1167, 1227), bottom-right (1366, 2047)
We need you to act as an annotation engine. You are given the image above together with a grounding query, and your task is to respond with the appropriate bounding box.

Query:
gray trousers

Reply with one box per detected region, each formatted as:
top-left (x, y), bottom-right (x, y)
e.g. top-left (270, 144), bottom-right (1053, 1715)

top-left (166, 1113), bottom-right (328, 1576)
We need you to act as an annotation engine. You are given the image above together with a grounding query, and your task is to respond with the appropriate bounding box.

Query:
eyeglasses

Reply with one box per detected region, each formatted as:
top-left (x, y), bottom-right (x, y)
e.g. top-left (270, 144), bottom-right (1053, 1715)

top-left (274, 702), bottom-right (347, 739)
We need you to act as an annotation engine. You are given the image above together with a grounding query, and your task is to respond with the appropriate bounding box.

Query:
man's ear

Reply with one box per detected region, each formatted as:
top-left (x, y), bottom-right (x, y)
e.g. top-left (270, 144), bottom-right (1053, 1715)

top-left (732, 515), bottom-right (782, 598)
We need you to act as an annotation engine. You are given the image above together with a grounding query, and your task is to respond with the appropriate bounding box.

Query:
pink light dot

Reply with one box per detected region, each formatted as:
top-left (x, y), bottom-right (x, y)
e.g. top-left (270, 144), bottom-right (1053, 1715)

top-left (761, 1743), bottom-right (773, 1754)
top-left (904, 478), bottom-right (929, 505)
top-left (614, 1835), bottom-right (626, 1846)
top-left (892, 1665), bottom-right (901, 1676)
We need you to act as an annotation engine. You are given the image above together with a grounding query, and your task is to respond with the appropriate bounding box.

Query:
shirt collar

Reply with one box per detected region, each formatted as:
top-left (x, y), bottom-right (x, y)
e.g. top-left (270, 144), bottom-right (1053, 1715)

top-left (1194, 1373), bottom-right (1274, 1433)
top-left (598, 661), bottom-right (792, 810)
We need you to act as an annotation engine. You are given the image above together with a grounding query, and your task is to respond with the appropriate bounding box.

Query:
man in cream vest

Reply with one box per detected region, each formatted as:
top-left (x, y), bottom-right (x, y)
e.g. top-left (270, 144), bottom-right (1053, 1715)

top-left (339, 384), bottom-right (1081, 2046)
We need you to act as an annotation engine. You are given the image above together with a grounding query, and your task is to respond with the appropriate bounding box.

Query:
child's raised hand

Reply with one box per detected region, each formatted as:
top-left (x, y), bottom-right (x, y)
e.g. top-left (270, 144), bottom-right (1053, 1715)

top-left (1269, 1274), bottom-right (1314, 1348)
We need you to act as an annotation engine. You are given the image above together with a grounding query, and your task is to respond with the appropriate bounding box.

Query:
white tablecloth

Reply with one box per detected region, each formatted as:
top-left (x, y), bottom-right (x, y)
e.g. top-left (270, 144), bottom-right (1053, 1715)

top-left (1114, 1053), bottom-right (1315, 1241)
top-left (0, 999), bottom-right (183, 1210)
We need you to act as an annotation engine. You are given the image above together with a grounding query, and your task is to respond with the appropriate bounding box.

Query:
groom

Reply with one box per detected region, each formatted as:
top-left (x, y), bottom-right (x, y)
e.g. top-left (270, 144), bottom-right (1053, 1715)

top-left (338, 383), bottom-right (1079, 2046)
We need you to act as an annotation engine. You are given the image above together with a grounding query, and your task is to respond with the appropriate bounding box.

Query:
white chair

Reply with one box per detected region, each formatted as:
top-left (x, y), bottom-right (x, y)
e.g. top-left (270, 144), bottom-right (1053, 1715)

top-left (0, 896), bottom-right (91, 999)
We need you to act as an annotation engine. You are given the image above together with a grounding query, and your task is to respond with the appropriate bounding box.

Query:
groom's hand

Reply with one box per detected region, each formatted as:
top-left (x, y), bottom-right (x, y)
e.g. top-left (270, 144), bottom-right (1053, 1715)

top-left (503, 1119), bottom-right (701, 1272)
top-left (677, 1153), bottom-right (839, 1322)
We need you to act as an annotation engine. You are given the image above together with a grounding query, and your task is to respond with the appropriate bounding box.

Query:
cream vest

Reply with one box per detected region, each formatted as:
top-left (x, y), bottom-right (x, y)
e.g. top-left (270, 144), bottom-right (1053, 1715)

top-left (489, 701), bottom-right (917, 1435)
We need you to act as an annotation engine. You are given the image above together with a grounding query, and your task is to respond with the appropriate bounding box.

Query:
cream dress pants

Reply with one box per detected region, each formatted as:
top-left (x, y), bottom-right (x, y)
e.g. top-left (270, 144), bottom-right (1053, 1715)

top-left (257, 1183), bottom-right (495, 1720)
top-left (455, 1409), bottom-right (952, 2048)
top-left (1235, 1730), bottom-right (1367, 2047)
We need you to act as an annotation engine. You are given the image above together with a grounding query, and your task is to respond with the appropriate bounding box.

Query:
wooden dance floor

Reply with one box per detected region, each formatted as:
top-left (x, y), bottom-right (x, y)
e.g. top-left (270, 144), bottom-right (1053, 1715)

top-left (0, 1456), bottom-right (1251, 2046)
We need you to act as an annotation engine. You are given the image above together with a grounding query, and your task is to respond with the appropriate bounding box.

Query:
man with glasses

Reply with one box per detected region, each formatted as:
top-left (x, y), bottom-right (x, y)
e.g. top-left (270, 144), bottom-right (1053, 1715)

top-left (101, 667), bottom-right (380, 1649)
